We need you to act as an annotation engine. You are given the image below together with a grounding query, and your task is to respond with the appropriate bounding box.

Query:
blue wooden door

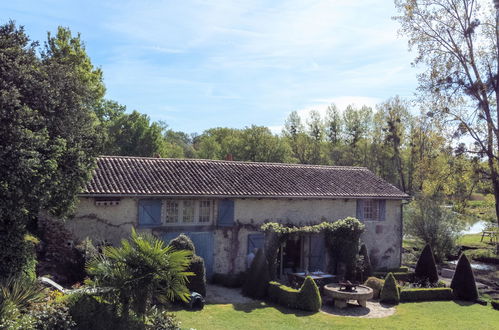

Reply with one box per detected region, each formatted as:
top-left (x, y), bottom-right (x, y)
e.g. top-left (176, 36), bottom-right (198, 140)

top-left (162, 231), bottom-right (214, 279)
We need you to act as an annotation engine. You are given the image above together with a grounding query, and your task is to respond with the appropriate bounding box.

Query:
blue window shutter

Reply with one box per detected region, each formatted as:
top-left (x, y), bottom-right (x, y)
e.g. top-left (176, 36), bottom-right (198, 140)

top-left (247, 233), bottom-right (264, 254)
top-left (379, 200), bottom-right (386, 221)
top-left (218, 199), bottom-right (234, 227)
top-left (356, 200), bottom-right (364, 221)
top-left (138, 200), bottom-right (162, 226)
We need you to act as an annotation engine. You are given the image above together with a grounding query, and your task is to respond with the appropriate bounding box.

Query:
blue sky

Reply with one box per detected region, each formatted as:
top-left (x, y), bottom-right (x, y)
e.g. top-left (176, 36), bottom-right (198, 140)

top-left (1, 0), bottom-right (419, 134)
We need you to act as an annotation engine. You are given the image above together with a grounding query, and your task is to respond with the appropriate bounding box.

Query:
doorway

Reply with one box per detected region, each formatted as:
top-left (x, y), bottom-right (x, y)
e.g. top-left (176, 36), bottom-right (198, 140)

top-left (280, 237), bottom-right (302, 275)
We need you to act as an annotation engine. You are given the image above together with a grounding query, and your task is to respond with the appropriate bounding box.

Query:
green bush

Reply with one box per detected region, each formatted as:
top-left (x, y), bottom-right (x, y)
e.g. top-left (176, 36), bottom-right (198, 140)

top-left (278, 285), bottom-right (299, 309)
top-left (168, 234), bottom-right (195, 253)
top-left (364, 277), bottom-right (384, 299)
top-left (147, 307), bottom-right (181, 330)
top-left (380, 273), bottom-right (400, 304)
top-left (450, 253), bottom-right (479, 301)
top-left (297, 277), bottom-right (321, 312)
top-left (187, 256), bottom-right (206, 297)
top-left (491, 300), bottom-right (499, 311)
top-left (267, 282), bottom-right (281, 303)
top-left (415, 244), bottom-right (439, 284)
top-left (65, 293), bottom-right (118, 330)
top-left (30, 303), bottom-right (76, 330)
top-left (399, 288), bottom-right (453, 302)
top-left (242, 248), bottom-right (270, 299)
top-left (356, 244), bottom-right (373, 282)
top-left (373, 271), bottom-right (415, 282)
top-left (212, 272), bottom-right (246, 288)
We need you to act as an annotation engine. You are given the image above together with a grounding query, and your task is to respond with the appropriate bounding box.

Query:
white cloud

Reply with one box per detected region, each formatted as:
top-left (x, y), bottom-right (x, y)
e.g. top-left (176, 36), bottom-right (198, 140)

top-left (295, 96), bottom-right (382, 120)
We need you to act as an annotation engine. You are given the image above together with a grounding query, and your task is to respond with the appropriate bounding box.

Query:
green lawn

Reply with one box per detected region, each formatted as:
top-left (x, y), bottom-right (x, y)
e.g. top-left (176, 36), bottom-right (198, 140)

top-left (176, 301), bottom-right (499, 330)
top-left (457, 234), bottom-right (492, 248)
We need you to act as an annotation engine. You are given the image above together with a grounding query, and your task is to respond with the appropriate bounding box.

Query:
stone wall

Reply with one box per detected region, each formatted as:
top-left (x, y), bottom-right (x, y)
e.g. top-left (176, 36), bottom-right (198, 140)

top-left (67, 196), bottom-right (402, 274)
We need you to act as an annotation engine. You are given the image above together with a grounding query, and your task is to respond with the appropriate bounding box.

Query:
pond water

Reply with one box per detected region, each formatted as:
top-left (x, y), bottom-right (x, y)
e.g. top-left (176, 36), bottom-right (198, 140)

top-left (449, 259), bottom-right (497, 271)
top-left (462, 220), bottom-right (488, 235)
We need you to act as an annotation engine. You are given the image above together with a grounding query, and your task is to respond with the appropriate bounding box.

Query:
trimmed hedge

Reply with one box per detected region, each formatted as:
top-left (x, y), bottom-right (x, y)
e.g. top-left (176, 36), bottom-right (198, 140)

top-left (380, 273), bottom-right (400, 304)
top-left (373, 271), bottom-right (415, 282)
top-left (415, 244), bottom-right (439, 283)
top-left (169, 234), bottom-right (195, 253)
top-left (212, 272), bottom-right (246, 288)
top-left (268, 276), bottom-right (322, 312)
top-left (187, 256), bottom-right (206, 297)
top-left (451, 253), bottom-right (479, 301)
top-left (242, 248), bottom-right (270, 299)
top-left (400, 288), bottom-right (453, 302)
top-left (298, 277), bottom-right (322, 312)
top-left (377, 266), bottom-right (409, 273)
top-left (491, 300), bottom-right (499, 311)
top-left (364, 277), bottom-right (384, 299)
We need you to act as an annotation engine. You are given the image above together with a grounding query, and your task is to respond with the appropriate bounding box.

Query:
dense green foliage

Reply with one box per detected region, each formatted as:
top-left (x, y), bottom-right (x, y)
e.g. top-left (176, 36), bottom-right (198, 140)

top-left (86, 229), bottom-right (193, 318)
top-left (380, 273), bottom-right (400, 304)
top-left (242, 248), bottom-right (270, 299)
top-left (29, 303), bottom-right (76, 330)
top-left (168, 234), bottom-right (196, 253)
top-left (0, 22), bottom-right (101, 280)
top-left (450, 254), bottom-right (479, 302)
top-left (405, 196), bottom-right (464, 262)
top-left (268, 276), bottom-right (321, 312)
top-left (0, 277), bottom-right (45, 321)
top-left (357, 244), bottom-right (373, 282)
top-left (364, 277), bottom-right (385, 299)
top-left (168, 234), bottom-right (206, 297)
top-left (65, 293), bottom-right (118, 330)
top-left (297, 277), bottom-right (322, 312)
top-left (414, 244), bottom-right (439, 284)
top-left (187, 256), bottom-right (206, 297)
top-left (394, 0), bottom-right (499, 227)
top-left (399, 288), bottom-right (453, 302)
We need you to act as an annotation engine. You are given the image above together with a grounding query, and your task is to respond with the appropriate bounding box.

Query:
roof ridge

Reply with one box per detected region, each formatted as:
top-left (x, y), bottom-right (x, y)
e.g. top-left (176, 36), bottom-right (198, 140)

top-left (97, 155), bottom-right (368, 170)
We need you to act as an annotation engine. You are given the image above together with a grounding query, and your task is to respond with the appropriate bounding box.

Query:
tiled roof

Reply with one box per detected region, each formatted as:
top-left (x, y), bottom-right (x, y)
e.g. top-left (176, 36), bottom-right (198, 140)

top-left (83, 156), bottom-right (409, 199)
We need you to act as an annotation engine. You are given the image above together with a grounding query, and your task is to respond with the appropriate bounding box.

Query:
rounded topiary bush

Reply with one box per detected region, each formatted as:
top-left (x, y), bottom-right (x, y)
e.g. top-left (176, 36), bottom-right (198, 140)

top-left (380, 273), bottom-right (400, 304)
top-left (187, 255), bottom-right (206, 297)
top-left (415, 244), bottom-right (439, 284)
top-left (364, 276), bottom-right (384, 299)
top-left (450, 253), bottom-right (478, 301)
top-left (297, 276), bottom-right (322, 312)
top-left (242, 248), bottom-right (270, 299)
top-left (168, 234), bottom-right (195, 253)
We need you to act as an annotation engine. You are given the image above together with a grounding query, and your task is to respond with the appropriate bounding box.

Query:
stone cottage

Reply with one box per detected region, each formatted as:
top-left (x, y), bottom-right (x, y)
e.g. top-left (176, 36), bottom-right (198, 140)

top-left (67, 156), bottom-right (409, 279)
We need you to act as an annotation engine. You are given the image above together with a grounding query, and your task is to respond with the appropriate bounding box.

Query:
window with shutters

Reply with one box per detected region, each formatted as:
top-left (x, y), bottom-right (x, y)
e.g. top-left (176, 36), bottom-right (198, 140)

top-left (163, 200), bottom-right (214, 225)
top-left (363, 200), bottom-right (379, 220)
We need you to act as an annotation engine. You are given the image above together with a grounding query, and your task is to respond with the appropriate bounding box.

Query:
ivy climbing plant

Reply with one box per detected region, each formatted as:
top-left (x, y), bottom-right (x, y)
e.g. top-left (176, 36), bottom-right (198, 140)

top-left (261, 217), bottom-right (365, 280)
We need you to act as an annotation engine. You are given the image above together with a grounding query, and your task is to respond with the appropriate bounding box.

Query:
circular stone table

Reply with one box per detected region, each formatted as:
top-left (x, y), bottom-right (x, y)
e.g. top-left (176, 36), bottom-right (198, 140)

top-left (324, 284), bottom-right (373, 309)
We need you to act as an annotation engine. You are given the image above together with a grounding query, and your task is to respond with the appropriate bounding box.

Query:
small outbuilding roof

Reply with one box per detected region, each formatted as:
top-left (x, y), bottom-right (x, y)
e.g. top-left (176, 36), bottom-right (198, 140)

top-left (83, 156), bottom-right (409, 199)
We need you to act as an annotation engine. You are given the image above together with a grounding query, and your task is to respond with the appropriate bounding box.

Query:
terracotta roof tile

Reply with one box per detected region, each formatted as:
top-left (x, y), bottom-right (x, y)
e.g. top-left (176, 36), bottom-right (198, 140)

top-left (83, 156), bottom-right (409, 199)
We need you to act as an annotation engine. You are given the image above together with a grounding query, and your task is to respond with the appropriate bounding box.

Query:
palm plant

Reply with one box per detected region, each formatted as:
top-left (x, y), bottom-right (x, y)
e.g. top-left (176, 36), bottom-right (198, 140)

top-left (0, 276), bottom-right (46, 320)
top-left (86, 229), bottom-right (193, 319)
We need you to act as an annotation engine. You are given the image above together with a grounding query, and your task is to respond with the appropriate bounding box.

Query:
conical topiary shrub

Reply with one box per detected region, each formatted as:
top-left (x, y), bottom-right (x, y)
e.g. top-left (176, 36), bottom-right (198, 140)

top-left (358, 244), bottom-right (373, 280)
top-left (242, 248), bottom-right (270, 299)
top-left (380, 273), bottom-right (400, 304)
top-left (415, 244), bottom-right (439, 284)
top-left (450, 253), bottom-right (479, 301)
top-left (297, 276), bottom-right (322, 312)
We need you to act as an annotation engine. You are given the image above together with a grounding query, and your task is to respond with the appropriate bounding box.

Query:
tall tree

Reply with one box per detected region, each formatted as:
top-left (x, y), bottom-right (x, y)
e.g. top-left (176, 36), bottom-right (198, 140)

top-left (394, 0), bottom-right (499, 226)
top-left (0, 22), bottom-right (100, 280)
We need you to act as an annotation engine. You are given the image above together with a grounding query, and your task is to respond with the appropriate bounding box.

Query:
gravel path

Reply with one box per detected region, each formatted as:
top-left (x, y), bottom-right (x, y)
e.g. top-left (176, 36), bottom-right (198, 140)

top-left (205, 284), bottom-right (255, 304)
top-left (320, 300), bottom-right (396, 318)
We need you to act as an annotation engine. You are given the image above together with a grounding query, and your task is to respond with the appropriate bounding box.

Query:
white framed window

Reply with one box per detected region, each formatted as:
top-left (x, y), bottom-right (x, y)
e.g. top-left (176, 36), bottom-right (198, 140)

top-left (363, 199), bottom-right (380, 221)
top-left (163, 199), bottom-right (214, 225)
top-left (199, 200), bottom-right (212, 223)
top-left (182, 200), bottom-right (195, 223)
top-left (165, 200), bottom-right (179, 223)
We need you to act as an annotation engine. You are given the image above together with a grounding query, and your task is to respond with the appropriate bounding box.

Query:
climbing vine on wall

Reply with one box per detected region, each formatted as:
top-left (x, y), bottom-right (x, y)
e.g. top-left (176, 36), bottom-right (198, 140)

top-left (261, 217), bottom-right (365, 280)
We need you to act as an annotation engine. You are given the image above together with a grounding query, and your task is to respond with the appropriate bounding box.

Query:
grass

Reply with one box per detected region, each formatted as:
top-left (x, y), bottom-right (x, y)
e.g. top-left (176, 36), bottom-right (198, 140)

top-left (176, 301), bottom-right (499, 330)
top-left (457, 234), bottom-right (492, 248)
